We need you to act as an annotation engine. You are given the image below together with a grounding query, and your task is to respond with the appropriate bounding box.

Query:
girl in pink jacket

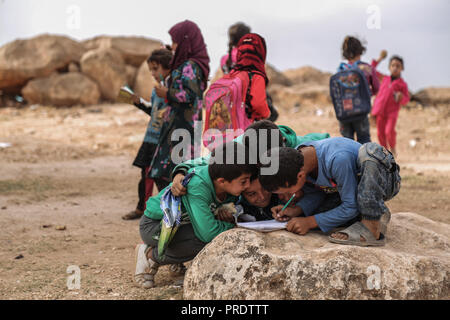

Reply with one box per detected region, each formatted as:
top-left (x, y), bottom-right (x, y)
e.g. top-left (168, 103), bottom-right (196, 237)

top-left (371, 55), bottom-right (410, 156)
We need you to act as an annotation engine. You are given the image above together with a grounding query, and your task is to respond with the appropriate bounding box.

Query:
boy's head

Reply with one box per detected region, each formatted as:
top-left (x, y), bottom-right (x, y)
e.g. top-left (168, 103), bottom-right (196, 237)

top-left (208, 141), bottom-right (258, 196)
top-left (147, 49), bottom-right (173, 82)
top-left (342, 36), bottom-right (366, 61)
top-left (242, 120), bottom-right (284, 165)
top-left (242, 175), bottom-right (272, 208)
top-left (389, 55), bottom-right (404, 78)
top-left (259, 147), bottom-right (306, 197)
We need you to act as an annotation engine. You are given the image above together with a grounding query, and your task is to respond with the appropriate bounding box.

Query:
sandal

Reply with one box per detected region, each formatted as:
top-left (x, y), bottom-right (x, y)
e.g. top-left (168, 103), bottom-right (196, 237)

top-left (329, 221), bottom-right (385, 247)
top-left (122, 210), bottom-right (144, 220)
top-left (169, 263), bottom-right (187, 276)
top-left (380, 209), bottom-right (391, 236)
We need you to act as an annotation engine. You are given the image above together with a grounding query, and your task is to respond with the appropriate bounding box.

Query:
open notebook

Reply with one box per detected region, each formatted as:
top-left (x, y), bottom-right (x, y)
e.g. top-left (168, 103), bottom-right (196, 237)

top-left (236, 219), bottom-right (287, 233)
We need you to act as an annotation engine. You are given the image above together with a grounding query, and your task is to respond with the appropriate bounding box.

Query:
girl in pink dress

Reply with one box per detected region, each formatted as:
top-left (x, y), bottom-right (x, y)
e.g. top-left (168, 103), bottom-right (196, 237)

top-left (371, 56), bottom-right (410, 156)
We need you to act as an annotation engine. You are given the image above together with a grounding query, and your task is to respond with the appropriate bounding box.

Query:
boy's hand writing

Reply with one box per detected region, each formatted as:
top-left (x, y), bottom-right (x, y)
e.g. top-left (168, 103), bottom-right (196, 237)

top-left (271, 205), bottom-right (302, 222)
top-left (131, 94), bottom-right (140, 105)
top-left (171, 173), bottom-right (187, 196)
top-left (286, 216), bottom-right (318, 235)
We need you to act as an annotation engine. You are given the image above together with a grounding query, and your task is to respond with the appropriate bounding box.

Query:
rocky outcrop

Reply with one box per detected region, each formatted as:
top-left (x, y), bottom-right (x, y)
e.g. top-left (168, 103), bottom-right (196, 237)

top-left (82, 36), bottom-right (162, 67)
top-left (283, 66), bottom-right (332, 87)
top-left (266, 64), bottom-right (292, 87)
top-left (80, 48), bottom-right (127, 101)
top-left (0, 34), bottom-right (85, 92)
top-left (184, 212), bottom-right (449, 300)
top-left (412, 87), bottom-right (450, 106)
top-left (21, 72), bottom-right (100, 106)
top-left (268, 83), bottom-right (331, 108)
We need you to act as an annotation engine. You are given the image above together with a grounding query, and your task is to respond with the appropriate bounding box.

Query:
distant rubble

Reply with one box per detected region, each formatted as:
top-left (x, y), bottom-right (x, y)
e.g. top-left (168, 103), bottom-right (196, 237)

top-left (0, 34), bottom-right (448, 108)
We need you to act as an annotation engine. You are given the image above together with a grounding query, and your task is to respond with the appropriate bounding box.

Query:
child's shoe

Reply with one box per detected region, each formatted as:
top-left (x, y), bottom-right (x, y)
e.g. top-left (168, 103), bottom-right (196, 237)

top-left (134, 244), bottom-right (159, 289)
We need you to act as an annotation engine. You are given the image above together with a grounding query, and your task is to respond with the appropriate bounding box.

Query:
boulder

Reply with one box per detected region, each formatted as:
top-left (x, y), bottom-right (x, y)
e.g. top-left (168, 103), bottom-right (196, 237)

top-left (283, 66), bottom-right (332, 87)
top-left (82, 36), bottom-right (162, 67)
top-left (265, 64), bottom-right (292, 87)
top-left (125, 65), bottom-right (137, 88)
top-left (268, 83), bottom-right (331, 109)
top-left (184, 212), bottom-right (450, 300)
top-left (21, 72), bottom-right (100, 106)
top-left (412, 87), bottom-right (450, 106)
top-left (133, 61), bottom-right (157, 101)
top-left (0, 34), bottom-right (86, 92)
top-left (80, 48), bottom-right (127, 101)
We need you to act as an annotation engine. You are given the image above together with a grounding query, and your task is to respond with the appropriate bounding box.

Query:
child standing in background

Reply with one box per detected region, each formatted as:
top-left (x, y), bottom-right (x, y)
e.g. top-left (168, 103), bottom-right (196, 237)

top-left (371, 56), bottom-right (410, 156)
top-left (337, 36), bottom-right (380, 144)
top-left (148, 20), bottom-right (210, 186)
top-left (220, 22), bottom-right (251, 74)
top-left (122, 49), bottom-right (173, 220)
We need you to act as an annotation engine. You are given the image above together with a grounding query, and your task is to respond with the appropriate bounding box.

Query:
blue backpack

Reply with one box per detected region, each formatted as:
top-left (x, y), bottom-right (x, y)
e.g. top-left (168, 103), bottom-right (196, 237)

top-left (329, 61), bottom-right (372, 123)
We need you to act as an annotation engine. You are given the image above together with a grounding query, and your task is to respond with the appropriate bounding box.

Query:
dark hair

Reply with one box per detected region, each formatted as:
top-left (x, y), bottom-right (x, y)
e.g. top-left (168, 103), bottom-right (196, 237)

top-left (147, 48), bottom-right (173, 69)
top-left (242, 120), bottom-right (284, 164)
top-left (390, 55), bottom-right (404, 68)
top-left (226, 22), bottom-right (251, 70)
top-left (258, 147), bottom-right (304, 192)
top-left (208, 141), bottom-right (258, 182)
top-left (342, 36), bottom-right (366, 60)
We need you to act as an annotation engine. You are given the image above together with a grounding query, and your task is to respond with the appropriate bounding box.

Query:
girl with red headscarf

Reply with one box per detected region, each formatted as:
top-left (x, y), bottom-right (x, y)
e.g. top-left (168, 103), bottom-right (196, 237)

top-left (229, 33), bottom-right (270, 121)
top-left (149, 20), bottom-right (210, 184)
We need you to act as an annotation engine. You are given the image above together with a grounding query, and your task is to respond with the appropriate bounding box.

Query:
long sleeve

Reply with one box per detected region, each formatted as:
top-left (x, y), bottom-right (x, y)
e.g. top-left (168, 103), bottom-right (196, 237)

top-left (182, 184), bottom-right (235, 243)
top-left (167, 62), bottom-right (203, 106)
top-left (249, 74), bottom-right (270, 120)
top-left (398, 80), bottom-right (410, 106)
top-left (370, 65), bottom-right (380, 96)
top-left (312, 154), bottom-right (359, 233)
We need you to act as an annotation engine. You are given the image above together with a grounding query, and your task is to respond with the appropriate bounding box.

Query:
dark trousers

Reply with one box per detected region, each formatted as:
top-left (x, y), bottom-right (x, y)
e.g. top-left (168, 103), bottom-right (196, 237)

top-left (136, 168), bottom-right (170, 211)
top-left (139, 215), bottom-right (207, 265)
top-left (339, 116), bottom-right (371, 144)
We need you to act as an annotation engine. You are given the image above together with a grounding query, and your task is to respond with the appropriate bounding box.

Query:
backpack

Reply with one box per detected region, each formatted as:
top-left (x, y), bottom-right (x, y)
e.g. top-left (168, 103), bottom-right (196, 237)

top-left (203, 71), bottom-right (254, 149)
top-left (330, 61), bottom-right (372, 123)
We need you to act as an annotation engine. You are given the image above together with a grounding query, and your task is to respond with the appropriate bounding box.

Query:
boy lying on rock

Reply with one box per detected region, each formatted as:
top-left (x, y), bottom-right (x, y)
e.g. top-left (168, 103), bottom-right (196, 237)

top-left (258, 137), bottom-right (401, 247)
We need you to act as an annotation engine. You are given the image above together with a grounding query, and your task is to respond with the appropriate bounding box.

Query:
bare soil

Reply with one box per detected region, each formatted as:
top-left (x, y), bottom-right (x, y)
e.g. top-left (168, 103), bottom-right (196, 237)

top-left (0, 102), bottom-right (449, 299)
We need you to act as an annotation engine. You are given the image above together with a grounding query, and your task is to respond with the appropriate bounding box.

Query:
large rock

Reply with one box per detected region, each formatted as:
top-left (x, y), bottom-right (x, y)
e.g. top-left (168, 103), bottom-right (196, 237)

top-left (268, 83), bottom-right (331, 109)
top-left (184, 212), bottom-right (450, 300)
top-left (0, 34), bottom-right (86, 92)
top-left (265, 64), bottom-right (292, 87)
top-left (283, 66), bottom-right (332, 86)
top-left (82, 36), bottom-right (162, 67)
top-left (80, 48), bottom-right (127, 101)
top-left (412, 87), bottom-right (450, 106)
top-left (133, 61), bottom-right (157, 101)
top-left (21, 72), bottom-right (100, 106)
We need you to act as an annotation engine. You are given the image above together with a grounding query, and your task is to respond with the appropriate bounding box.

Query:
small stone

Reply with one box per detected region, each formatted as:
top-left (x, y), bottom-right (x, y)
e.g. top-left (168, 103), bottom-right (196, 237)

top-left (14, 254), bottom-right (24, 260)
top-left (55, 225), bottom-right (66, 231)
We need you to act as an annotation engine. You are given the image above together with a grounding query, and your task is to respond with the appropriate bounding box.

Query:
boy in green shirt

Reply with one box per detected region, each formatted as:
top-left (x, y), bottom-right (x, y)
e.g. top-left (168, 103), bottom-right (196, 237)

top-left (134, 141), bottom-right (257, 289)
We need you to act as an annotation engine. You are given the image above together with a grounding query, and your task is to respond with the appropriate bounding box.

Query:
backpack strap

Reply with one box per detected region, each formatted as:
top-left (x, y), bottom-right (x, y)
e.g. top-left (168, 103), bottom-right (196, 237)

top-left (245, 72), bottom-right (254, 118)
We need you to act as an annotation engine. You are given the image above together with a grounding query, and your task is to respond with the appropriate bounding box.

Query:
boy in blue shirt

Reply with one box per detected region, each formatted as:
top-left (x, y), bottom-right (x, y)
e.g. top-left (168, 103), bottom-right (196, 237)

top-left (259, 137), bottom-right (400, 246)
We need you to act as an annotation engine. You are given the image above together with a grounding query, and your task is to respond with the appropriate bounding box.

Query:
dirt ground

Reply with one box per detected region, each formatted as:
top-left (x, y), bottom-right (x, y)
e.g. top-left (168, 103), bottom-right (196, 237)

top-left (0, 102), bottom-right (449, 300)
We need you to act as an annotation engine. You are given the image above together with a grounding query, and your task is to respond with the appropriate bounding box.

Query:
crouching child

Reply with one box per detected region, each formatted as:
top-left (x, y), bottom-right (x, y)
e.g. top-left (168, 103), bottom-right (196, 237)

top-left (259, 137), bottom-right (401, 247)
top-left (134, 141), bottom-right (257, 288)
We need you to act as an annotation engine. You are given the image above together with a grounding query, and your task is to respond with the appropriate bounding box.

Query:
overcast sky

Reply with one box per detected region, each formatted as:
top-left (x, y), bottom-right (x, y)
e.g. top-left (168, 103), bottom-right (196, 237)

top-left (1, 0), bottom-right (449, 91)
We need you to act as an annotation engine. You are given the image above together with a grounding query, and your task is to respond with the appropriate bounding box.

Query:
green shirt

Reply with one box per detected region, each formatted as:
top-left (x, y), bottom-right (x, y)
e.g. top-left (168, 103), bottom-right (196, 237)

top-left (144, 166), bottom-right (236, 243)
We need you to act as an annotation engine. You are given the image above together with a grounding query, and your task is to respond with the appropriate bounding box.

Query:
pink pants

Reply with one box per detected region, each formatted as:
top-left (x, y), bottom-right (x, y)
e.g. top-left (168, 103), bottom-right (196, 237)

top-left (376, 113), bottom-right (398, 150)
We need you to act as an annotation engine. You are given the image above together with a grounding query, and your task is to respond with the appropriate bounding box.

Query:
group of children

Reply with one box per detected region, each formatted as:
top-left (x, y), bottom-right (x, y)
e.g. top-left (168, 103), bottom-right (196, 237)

top-left (126, 21), bottom-right (406, 289)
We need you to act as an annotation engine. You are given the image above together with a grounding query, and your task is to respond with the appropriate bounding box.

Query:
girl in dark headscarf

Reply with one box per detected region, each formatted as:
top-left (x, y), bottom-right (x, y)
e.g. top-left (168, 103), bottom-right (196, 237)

top-left (149, 20), bottom-right (210, 183)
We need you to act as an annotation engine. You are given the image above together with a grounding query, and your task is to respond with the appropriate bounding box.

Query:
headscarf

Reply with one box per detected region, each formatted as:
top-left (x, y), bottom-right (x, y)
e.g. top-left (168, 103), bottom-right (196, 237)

top-left (168, 20), bottom-right (210, 85)
top-left (233, 33), bottom-right (268, 84)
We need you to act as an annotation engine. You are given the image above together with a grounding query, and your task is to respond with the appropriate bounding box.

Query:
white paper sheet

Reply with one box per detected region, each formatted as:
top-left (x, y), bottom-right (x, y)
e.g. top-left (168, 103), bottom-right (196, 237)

top-left (237, 219), bottom-right (287, 232)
